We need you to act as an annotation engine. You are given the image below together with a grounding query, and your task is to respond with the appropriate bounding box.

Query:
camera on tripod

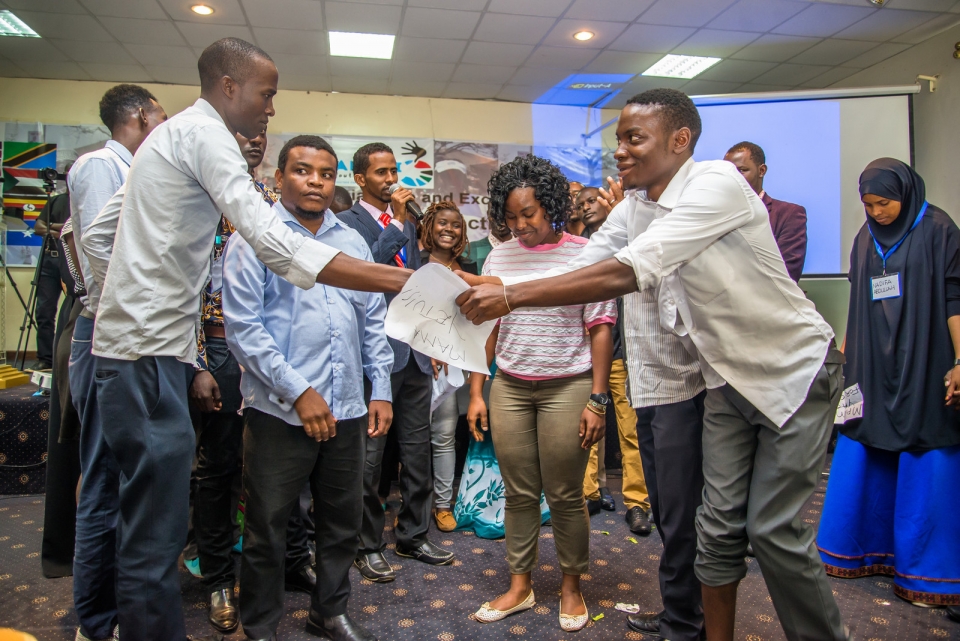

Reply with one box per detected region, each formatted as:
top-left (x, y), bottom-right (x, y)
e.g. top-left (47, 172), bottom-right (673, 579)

top-left (38, 167), bottom-right (65, 195)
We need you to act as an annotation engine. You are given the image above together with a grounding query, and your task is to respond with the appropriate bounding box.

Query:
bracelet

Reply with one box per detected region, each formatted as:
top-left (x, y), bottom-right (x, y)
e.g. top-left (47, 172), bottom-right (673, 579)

top-left (503, 286), bottom-right (512, 313)
top-left (586, 399), bottom-right (606, 415)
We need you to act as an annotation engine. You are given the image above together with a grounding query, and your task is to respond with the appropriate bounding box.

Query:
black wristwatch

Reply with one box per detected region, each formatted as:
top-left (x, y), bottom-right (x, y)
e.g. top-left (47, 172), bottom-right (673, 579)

top-left (590, 393), bottom-right (610, 406)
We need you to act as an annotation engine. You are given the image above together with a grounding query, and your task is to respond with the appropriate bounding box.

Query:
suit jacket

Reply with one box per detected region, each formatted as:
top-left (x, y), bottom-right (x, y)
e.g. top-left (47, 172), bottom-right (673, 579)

top-left (337, 201), bottom-right (433, 376)
top-left (763, 192), bottom-right (807, 282)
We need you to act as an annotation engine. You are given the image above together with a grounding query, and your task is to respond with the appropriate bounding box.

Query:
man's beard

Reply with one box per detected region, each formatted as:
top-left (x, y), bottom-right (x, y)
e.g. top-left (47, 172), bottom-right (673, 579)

top-left (295, 205), bottom-right (325, 220)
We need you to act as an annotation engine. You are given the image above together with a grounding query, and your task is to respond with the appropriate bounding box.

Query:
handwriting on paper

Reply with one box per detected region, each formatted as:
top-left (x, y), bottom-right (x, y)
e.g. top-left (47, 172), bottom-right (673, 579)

top-left (385, 264), bottom-right (496, 374)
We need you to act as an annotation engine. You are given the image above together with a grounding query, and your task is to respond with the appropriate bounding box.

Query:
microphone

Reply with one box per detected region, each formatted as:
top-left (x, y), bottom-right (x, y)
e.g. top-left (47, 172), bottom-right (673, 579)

top-left (388, 183), bottom-right (424, 221)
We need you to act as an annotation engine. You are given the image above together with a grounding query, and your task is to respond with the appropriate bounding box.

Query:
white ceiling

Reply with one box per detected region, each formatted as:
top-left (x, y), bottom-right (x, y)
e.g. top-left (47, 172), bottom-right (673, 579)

top-left (1, 0), bottom-right (959, 106)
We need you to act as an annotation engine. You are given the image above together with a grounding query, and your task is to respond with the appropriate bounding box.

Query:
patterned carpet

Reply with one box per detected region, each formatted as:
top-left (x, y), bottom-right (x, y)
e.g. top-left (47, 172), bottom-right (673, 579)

top-left (0, 473), bottom-right (958, 641)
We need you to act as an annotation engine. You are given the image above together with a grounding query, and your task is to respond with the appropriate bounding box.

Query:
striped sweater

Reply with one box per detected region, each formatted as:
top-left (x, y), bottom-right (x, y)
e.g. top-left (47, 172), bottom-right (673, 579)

top-left (483, 233), bottom-right (617, 380)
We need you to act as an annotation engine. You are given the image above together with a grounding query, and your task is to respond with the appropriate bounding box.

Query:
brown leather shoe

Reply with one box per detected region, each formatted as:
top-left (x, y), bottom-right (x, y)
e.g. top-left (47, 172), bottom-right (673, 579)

top-left (434, 509), bottom-right (457, 532)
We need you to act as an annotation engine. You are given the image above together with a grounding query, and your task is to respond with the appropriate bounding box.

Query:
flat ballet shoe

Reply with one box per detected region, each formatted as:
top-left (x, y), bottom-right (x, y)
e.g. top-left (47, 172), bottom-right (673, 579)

top-left (474, 590), bottom-right (535, 623)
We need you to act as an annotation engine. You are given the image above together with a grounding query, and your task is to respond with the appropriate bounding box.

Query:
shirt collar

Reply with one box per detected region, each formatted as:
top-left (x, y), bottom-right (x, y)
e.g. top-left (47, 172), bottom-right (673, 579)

top-left (654, 157), bottom-right (696, 210)
top-left (274, 200), bottom-right (339, 238)
top-left (104, 139), bottom-right (133, 166)
top-left (193, 98), bottom-right (224, 125)
top-left (359, 198), bottom-right (392, 220)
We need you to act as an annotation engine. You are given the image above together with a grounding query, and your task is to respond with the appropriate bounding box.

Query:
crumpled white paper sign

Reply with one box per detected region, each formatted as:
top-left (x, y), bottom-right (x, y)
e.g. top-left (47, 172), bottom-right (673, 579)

top-left (834, 383), bottom-right (862, 425)
top-left (385, 263), bottom-right (495, 374)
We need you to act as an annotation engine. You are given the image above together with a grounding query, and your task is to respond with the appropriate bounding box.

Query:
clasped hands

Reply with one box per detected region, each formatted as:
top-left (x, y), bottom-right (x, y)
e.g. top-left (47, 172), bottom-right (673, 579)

top-left (454, 273), bottom-right (510, 324)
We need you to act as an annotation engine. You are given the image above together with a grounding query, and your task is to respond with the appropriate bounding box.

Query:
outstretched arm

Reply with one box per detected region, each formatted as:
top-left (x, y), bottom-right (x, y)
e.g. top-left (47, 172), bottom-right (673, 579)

top-left (319, 253), bottom-right (412, 293)
top-left (457, 258), bottom-right (637, 324)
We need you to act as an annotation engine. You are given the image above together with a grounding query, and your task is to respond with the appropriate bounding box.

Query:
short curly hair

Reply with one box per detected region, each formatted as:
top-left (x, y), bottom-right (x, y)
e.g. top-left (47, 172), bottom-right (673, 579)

top-left (99, 84), bottom-right (158, 132)
top-left (487, 155), bottom-right (570, 234)
top-left (421, 201), bottom-right (469, 258)
top-left (727, 141), bottom-right (765, 166)
top-left (626, 88), bottom-right (702, 151)
top-left (353, 142), bottom-right (394, 177)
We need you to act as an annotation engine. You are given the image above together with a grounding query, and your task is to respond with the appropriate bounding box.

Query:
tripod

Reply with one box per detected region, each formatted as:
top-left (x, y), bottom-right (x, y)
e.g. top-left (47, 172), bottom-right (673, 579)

top-left (12, 231), bottom-right (51, 370)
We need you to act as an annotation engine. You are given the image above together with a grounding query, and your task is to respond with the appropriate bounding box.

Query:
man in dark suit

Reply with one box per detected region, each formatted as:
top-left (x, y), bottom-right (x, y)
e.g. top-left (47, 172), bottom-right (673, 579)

top-left (337, 142), bottom-right (455, 583)
top-left (725, 141), bottom-right (807, 282)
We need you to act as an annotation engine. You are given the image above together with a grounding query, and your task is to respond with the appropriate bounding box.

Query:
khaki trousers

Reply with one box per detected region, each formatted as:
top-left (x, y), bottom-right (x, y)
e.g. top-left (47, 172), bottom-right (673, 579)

top-left (490, 371), bottom-right (593, 575)
top-left (583, 359), bottom-right (650, 510)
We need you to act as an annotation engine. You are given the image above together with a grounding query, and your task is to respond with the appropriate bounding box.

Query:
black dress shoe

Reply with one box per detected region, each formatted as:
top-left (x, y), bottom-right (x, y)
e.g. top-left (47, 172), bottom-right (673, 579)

top-left (948, 605), bottom-right (960, 622)
top-left (208, 588), bottom-right (238, 634)
top-left (626, 506), bottom-right (652, 536)
top-left (586, 498), bottom-right (601, 515)
top-left (306, 612), bottom-right (377, 640)
top-left (353, 551), bottom-right (396, 582)
top-left (746, 543), bottom-right (755, 557)
top-left (395, 540), bottom-right (454, 565)
top-left (285, 564), bottom-right (317, 593)
top-left (599, 487), bottom-right (616, 511)
top-left (627, 610), bottom-right (664, 635)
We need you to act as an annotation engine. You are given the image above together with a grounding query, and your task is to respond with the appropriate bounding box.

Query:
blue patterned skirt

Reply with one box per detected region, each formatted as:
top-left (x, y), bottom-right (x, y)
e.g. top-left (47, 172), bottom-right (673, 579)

top-left (817, 434), bottom-right (960, 605)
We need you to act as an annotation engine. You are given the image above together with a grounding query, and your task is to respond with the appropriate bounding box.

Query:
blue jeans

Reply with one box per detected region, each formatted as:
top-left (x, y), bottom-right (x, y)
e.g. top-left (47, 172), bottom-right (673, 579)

top-left (70, 315), bottom-right (119, 640)
top-left (95, 354), bottom-right (195, 641)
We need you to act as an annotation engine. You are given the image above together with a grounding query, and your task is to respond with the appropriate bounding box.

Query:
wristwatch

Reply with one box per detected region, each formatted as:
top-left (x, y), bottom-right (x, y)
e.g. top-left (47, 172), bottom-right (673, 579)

top-left (587, 393), bottom-right (610, 415)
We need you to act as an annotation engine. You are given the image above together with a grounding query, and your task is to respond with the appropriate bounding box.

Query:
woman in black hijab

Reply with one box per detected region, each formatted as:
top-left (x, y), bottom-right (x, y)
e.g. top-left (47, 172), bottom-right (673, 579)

top-left (818, 158), bottom-right (960, 607)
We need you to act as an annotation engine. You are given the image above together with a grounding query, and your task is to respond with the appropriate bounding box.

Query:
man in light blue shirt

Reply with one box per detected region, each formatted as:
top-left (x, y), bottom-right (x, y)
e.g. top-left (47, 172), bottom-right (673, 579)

top-left (66, 83), bottom-right (167, 641)
top-left (222, 135), bottom-right (393, 641)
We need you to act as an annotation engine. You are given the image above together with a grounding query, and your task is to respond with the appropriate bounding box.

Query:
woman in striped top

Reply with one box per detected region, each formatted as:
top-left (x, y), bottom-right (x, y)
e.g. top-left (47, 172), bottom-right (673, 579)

top-left (469, 155), bottom-right (616, 632)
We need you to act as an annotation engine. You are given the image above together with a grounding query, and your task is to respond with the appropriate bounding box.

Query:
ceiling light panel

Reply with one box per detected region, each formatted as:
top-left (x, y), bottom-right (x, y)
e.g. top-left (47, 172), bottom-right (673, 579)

top-left (329, 31), bottom-right (395, 60)
top-left (0, 11), bottom-right (39, 38)
top-left (642, 54), bottom-right (721, 79)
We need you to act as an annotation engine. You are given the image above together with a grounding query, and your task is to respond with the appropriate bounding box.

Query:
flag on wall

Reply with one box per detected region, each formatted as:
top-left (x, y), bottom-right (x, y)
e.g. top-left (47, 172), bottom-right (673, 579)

top-left (3, 142), bottom-right (56, 266)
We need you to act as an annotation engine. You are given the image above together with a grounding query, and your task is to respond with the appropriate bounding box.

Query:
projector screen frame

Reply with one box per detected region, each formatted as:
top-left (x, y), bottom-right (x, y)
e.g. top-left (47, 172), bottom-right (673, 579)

top-left (689, 84), bottom-right (921, 107)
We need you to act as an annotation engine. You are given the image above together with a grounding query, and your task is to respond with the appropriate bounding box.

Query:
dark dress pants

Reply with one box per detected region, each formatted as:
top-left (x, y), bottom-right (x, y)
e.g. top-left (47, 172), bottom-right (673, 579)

top-left (194, 338), bottom-right (311, 592)
top-left (239, 409), bottom-right (364, 639)
top-left (358, 357), bottom-right (433, 553)
top-left (71, 316), bottom-right (121, 640)
top-left (635, 391), bottom-right (706, 641)
top-left (34, 251), bottom-right (62, 365)
top-left (95, 355), bottom-right (195, 641)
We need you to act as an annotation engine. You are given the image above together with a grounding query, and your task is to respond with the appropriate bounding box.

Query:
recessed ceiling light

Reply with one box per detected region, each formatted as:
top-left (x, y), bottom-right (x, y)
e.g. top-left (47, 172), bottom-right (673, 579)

top-left (642, 54), bottom-right (721, 79)
top-left (329, 31), bottom-right (395, 60)
top-left (191, 4), bottom-right (214, 15)
top-left (573, 30), bottom-right (594, 41)
top-left (0, 10), bottom-right (39, 37)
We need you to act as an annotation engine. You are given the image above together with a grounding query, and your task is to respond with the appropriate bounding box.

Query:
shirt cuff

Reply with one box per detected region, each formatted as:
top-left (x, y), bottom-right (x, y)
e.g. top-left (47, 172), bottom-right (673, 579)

top-left (287, 238), bottom-right (341, 290)
top-left (615, 242), bottom-right (663, 292)
top-left (272, 367), bottom-right (312, 408)
top-left (368, 375), bottom-right (392, 403)
top-left (586, 316), bottom-right (616, 329)
top-left (390, 219), bottom-right (404, 231)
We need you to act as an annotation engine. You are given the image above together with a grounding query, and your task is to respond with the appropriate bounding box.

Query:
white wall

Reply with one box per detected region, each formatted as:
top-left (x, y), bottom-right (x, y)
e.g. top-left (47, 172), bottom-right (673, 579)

top-left (833, 23), bottom-right (960, 220)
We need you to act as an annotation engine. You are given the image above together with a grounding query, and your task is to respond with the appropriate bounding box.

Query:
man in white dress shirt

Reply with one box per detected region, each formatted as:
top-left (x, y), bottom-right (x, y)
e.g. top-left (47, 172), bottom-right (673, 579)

top-left (457, 89), bottom-right (849, 641)
top-left (78, 38), bottom-right (407, 641)
top-left (68, 83), bottom-right (167, 641)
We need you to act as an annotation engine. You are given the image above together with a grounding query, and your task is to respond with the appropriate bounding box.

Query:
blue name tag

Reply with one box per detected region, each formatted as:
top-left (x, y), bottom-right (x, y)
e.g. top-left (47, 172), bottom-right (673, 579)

top-left (872, 273), bottom-right (900, 300)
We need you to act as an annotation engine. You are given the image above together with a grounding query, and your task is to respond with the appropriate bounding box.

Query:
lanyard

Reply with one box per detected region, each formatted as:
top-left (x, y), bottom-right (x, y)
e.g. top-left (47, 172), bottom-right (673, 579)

top-left (868, 201), bottom-right (927, 274)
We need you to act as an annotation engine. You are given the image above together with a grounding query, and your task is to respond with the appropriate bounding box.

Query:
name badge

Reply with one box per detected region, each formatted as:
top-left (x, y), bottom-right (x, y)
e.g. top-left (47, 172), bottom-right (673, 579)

top-left (872, 273), bottom-right (900, 300)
